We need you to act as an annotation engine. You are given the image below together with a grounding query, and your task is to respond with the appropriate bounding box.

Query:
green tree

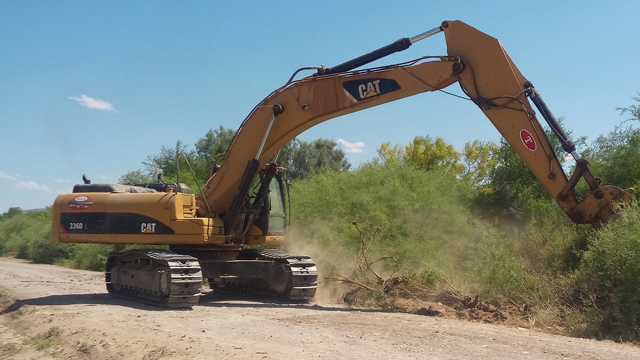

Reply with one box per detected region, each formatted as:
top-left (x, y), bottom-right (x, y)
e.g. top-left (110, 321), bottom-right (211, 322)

top-left (405, 136), bottom-right (463, 174)
top-left (0, 207), bottom-right (23, 220)
top-left (461, 140), bottom-right (499, 184)
top-left (583, 96), bottom-right (640, 189)
top-left (192, 127), bottom-right (351, 181)
top-left (125, 130), bottom-right (350, 188)
top-left (279, 139), bottom-right (351, 179)
top-left (478, 138), bottom-right (544, 217)
top-left (143, 140), bottom-right (190, 177)
top-left (376, 142), bottom-right (404, 165)
top-left (617, 93), bottom-right (640, 123)
top-left (377, 136), bottom-right (463, 175)
top-left (195, 125), bottom-right (236, 165)
top-left (139, 127), bottom-right (237, 188)
top-left (118, 170), bottom-right (152, 184)
top-left (141, 140), bottom-right (206, 191)
top-left (583, 126), bottom-right (640, 189)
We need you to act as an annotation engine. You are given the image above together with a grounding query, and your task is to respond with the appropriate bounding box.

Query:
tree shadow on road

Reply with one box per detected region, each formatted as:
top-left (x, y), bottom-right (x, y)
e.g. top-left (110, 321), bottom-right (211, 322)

top-left (0, 293), bottom-right (162, 314)
top-left (0, 290), bottom-right (385, 314)
top-left (195, 291), bottom-right (385, 313)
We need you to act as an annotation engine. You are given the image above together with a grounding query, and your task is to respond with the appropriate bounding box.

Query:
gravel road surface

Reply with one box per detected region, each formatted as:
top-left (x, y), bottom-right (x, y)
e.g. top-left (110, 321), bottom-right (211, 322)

top-left (0, 257), bottom-right (638, 359)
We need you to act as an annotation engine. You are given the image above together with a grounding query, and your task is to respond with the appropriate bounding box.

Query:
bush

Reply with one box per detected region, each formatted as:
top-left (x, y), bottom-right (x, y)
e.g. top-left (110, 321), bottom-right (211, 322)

top-left (506, 212), bottom-right (589, 275)
top-left (286, 162), bottom-right (613, 332)
top-left (28, 237), bottom-right (70, 264)
top-left (0, 208), bottom-right (70, 264)
top-left (288, 163), bottom-right (520, 292)
top-left (65, 244), bottom-right (115, 271)
top-left (472, 233), bottom-right (535, 303)
top-left (573, 204), bottom-right (640, 340)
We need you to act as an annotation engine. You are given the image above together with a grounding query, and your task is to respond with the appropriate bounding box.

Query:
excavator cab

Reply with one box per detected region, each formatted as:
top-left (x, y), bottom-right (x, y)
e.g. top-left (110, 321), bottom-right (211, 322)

top-left (253, 171), bottom-right (288, 235)
top-left (268, 173), bottom-right (288, 234)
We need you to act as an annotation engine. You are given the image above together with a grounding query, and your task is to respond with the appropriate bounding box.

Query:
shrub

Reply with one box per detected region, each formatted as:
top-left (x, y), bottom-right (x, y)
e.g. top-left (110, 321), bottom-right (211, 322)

top-left (0, 208), bottom-right (68, 263)
top-left (572, 204), bottom-right (640, 340)
top-left (289, 163), bottom-right (508, 290)
top-left (470, 233), bottom-right (533, 303)
top-left (28, 237), bottom-right (70, 264)
top-left (66, 244), bottom-right (115, 271)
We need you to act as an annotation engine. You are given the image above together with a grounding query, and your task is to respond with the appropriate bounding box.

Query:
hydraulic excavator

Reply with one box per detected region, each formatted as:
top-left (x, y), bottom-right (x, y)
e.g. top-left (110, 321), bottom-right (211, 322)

top-left (51, 21), bottom-right (634, 307)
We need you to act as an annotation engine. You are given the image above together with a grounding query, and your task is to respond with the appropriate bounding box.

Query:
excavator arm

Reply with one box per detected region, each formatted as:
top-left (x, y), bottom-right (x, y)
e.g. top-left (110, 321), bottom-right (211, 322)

top-left (197, 20), bottom-right (633, 229)
top-left (443, 21), bottom-right (634, 225)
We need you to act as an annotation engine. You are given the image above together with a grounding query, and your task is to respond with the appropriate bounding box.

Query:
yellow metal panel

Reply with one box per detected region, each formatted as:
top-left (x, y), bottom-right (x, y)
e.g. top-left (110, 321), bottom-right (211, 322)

top-left (106, 192), bottom-right (174, 224)
top-left (52, 191), bottom-right (224, 244)
top-left (51, 193), bottom-right (110, 242)
top-left (57, 233), bottom-right (214, 245)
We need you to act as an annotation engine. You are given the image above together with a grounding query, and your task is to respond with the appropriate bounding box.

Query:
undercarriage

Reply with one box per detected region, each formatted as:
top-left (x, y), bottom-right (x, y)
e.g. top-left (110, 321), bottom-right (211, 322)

top-left (106, 247), bottom-right (318, 307)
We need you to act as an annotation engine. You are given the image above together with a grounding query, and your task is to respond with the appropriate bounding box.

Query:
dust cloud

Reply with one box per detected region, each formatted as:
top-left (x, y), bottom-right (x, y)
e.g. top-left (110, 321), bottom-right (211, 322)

top-left (284, 226), bottom-right (355, 304)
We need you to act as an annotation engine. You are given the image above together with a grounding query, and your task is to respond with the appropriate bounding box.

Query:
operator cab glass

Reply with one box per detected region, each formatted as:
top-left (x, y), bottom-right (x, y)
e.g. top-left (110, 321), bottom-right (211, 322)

top-left (267, 174), bottom-right (287, 234)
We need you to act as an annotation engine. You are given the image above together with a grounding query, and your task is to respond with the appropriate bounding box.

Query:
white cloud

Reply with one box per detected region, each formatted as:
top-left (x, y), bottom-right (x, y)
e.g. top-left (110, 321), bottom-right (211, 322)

top-left (0, 171), bottom-right (17, 181)
top-left (69, 95), bottom-right (115, 111)
top-left (337, 139), bottom-right (365, 153)
top-left (16, 181), bottom-right (50, 192)
top-left (53, 178), bottom-right (70, 183)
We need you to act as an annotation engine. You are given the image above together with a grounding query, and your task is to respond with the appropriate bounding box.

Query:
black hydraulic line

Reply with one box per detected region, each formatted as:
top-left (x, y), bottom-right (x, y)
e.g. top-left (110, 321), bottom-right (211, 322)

top-left (224, 105), bottom-right (284, 235)
top-left (315, 26), bottom-right (442, 76)
top-left (287, 66), bottom-right (325, 84)
top-left (524, 83), bottom-right (576, 154)
top-left (224, 159), bottom-right (261, 235)
top-left (317, 37), bottom-right (413, 76)
top-left (251, 163), bottom-right (278, 213)
top-left (285, 177), bottom-right (292, 230)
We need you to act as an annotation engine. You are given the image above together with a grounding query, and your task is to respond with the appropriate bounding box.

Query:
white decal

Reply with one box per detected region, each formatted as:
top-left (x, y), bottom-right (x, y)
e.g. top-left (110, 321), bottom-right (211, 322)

top-left (141, 223), bottom-right (157, 233)
top-left (69, 222), bottom-right (84, 230)
top-left (358, 80), bottom-right (381, 99)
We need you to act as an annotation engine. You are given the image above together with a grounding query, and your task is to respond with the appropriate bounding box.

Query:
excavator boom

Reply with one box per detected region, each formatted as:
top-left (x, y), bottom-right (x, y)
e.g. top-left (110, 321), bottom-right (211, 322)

top-left (197, 57), bottom-right (461, 216)
top-left (197, 20), bottom-right (633, 227)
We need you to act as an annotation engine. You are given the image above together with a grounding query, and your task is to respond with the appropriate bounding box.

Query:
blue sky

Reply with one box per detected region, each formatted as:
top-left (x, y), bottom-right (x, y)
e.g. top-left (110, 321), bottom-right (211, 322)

top-left (1, 1), bottom-right (639, 213)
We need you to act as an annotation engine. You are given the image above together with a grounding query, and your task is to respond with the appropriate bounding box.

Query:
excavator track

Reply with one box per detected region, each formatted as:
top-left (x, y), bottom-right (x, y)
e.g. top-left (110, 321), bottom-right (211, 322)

top-left (106, 249), bottom-right (202, 308)
top-left (247, 249), bottom-right (318, 301)
top-left (212, 248), bottom-right (318, 301)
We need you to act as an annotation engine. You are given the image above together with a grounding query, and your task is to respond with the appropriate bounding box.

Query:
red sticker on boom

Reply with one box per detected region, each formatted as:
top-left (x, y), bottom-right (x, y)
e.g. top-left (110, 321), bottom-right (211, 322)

top-left (520, 129), bottom-right (537, 151)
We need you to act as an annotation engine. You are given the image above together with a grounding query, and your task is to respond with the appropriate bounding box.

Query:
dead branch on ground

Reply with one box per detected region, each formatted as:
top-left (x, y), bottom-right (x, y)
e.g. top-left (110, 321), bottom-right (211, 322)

top-left (327, 221), bottom-right (397, 293)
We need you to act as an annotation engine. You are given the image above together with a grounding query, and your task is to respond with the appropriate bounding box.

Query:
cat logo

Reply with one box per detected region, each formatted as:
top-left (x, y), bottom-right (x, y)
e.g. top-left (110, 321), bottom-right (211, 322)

top-left (358, 79), bottom-right (382, 99)
top-left (141, 223), bottom-right (157, 233)
top-left (343, 78), bottom-right (401, 102)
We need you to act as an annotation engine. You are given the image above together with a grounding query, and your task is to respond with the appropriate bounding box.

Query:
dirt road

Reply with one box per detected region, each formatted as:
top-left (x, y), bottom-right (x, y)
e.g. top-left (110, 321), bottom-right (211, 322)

top-left (0, 257), bottom-right (638, 360)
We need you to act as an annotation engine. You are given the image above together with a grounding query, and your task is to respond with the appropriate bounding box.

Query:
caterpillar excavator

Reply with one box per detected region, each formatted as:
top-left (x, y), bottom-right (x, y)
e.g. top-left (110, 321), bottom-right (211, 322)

top-left (51, 21), bottom-right (634, 308)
